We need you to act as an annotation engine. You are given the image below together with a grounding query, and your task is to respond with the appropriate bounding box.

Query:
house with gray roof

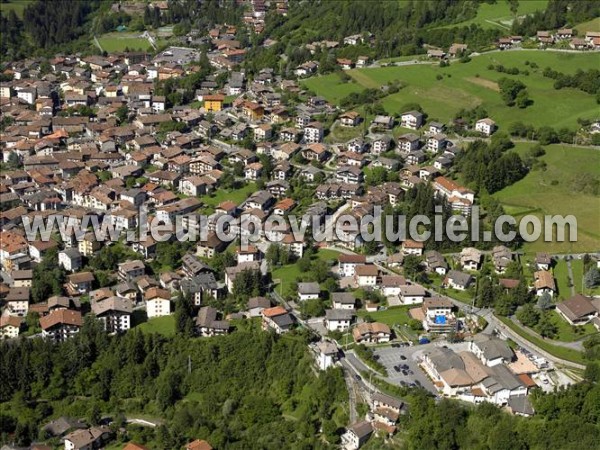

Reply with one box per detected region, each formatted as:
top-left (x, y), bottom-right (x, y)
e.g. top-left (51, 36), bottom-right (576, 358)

top-left (480, 364), bottom-right (527, 405)
top-left (325, 308), bottom-right (355, 331)
top-left (508, 395), bottom-right (535, 417)
top-left (444, 270), bottom-right (473, 290)
top-left (469, 335), bottom-right (514, 367)
top-left (297, 282), bottom-right (320, 301)
top-left (341, 420), bottom-right (373, 450)
top-left (331, 292), bottom-right (356, 310)
top-left (195, 306), bottom-right (229, 337)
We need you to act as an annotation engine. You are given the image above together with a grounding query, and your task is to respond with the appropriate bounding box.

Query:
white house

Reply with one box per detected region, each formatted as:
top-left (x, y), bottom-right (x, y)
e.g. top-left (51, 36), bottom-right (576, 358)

top-left (469, 335), bottom-right (514, 367)
top-left (338, 254), bottom-right (366, 277)
top-left (297, 282), bottom-right (320, 301)
top-left (145, 287), bottom-right (172, 318)
top-left (325, 309), bottom-right (355, 331)
top-left (0, 316), bottom-right (22, 339)
top-left (399, 284), bottom-right (426, 305)
top-left (341, 421), bottom-right (373, 450)
top-left (380, 275), bottom-right (404, 297)
top-left (235, 245), bottom-right (260, 264)
top-left (355, 265), bottom-right (378, 287)
top-left (315, 340), bottom-right (339, 371)
top-left (460, 247), bottom-right (482, 271)
top-left (444, 270), bottom-right (473, 291)
top-left (304, 122), bottom-right (324, 143)
top-left (533, 270), bottom-right (556, 297)
top-left (58, 248), bottom-right (82, 272)
top-left (475, 118), bottom-right (496, 136)
top-left (331, 292), bottom-right (356, 310)
top-left (400, 110), bottom-right (423, 130)
top-left (91, 296), bottom-right (133, 334)
top-left (402, 239), bottom-right (424, 256)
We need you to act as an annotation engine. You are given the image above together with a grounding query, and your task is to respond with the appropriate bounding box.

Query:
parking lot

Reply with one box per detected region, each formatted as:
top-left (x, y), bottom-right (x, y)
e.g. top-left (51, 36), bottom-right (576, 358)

top-left (374, 344), bottom-right (438, 394)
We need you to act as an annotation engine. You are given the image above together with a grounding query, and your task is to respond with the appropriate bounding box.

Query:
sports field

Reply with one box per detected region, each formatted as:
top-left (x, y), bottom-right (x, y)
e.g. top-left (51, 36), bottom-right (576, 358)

top-left (494, 143), bottom-right (600, 254)
top-left (303, 51), bottom-right (599, 130)
top-left (96, 32), bottom-right (153, 52)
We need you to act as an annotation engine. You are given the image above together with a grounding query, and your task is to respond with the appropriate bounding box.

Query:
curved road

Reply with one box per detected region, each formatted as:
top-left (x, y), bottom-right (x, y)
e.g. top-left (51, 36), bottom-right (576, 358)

top-left (485, 313), bottom-right (586, 370)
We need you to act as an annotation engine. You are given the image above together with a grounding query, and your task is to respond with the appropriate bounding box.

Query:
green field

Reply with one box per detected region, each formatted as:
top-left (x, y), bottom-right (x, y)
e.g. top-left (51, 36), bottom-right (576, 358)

top-left (137, 315), bottom-right (176, 336)
top-left (548, 310), bottom-right (598, 342)
top-left (96, 32), bottom-right (153, 53)
top-left (201, 182), bottom-right (257, 209)
top-left (494, 143), bottom-right (600, 254)
top-left (326, 122), bottom-right (365, 143)
top-left (357, 305), bottom-right (412, 327)
top-left (574, 17), bottom-right (600, 34)
top-left (0, 0), bottom-right (34, 17)
top-left (440, 0), bottom-right (548, 30)
top-left (553, 259), bottom-right (572, 300)
top-left (272, 248), bottom-right (341, 297)
top-left (570, 258), bottom-right (584, 293)
top-left (302, 72), bottom-right (364, 103)
top-left (304, 51), bottom-right (599, 130)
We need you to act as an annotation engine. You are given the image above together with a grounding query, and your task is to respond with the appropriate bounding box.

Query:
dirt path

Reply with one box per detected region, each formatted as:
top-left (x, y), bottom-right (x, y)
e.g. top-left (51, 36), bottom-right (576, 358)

top-left (566, 259), bottom-right (576, 296)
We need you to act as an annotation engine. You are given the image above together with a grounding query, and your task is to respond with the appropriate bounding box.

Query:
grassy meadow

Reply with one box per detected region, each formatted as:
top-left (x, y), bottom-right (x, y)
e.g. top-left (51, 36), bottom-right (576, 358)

top-left (200, 182), bottom-right (257, 210)
top-left (0, 0), bottom-right (34, 17)
top-left (356, 306), bottom-right (412, 327)
top-left (439, 0), bottom-right (548, 30)
top-left (302, 72), bottom-right (364, 103)
top-left (494, 143), bottom-right (600, 254)
top-left (303, 51), bottom-right (599, 130)
top-left (574, 17), bottom-right (600, 34)
top-left (137, 315), bottom-right (176, 336)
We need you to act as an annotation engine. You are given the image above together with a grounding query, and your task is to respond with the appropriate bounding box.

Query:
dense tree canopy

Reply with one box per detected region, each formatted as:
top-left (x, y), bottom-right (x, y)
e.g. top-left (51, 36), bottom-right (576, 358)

top-left (0, 322), bottom-right (348, 448)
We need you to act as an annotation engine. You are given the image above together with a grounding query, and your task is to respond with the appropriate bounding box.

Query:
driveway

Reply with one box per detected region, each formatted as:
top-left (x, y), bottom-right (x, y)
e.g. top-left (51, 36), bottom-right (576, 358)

top-left (373, 345), bottom-right (438, 394)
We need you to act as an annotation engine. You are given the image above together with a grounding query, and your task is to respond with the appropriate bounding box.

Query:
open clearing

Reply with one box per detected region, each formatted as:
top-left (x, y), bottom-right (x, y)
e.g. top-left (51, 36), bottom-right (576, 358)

top-left (465, 76), bottom-right (499, 91)
top-left (96, 32), bottom-right (153, 52)
top-left (272, 248), bottom-right (341, 297)
top-left (0, 0), bottom-right (34, 17)
top-left (304, 51), bottom-right (600, 130)
top-left (137, 315), bottom-right (176, 336)
top-left (357, 306), bottom-right (412, 327)
top-left (302, 73), bottom-right (363, 103)
top-left (494, 143), bottom-right (600, 255)
top-left (439, 0), bottom-right (548, 30)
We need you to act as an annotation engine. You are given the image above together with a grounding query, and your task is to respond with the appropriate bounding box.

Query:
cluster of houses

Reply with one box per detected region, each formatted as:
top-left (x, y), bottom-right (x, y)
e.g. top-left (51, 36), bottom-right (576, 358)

top-left (421, 335), bottom-right (537, 415)
top-left (36, 414), bottom-right (213, 450)
top-left (497, 29), bottom-right (600, 50)
top-left (531, 253), bottom-right (600, 329)
top-left (341, 392), bottom-right (407, 449)
top-left (0, 25), bottom-right (500, 343)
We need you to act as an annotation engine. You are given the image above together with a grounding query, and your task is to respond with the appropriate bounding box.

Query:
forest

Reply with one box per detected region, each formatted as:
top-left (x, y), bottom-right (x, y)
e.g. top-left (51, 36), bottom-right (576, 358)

top-left (454, 136), bottom-right (529, 194)
top-left (0, 319), bottom-right (349, 449)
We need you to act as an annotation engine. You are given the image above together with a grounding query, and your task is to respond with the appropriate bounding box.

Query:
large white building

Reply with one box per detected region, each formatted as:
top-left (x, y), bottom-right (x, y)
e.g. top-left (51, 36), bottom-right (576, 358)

top-left (91, 296), bottom-right (133, 333)
top-left (144, 287), bottom-right (172, 318)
